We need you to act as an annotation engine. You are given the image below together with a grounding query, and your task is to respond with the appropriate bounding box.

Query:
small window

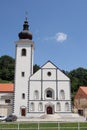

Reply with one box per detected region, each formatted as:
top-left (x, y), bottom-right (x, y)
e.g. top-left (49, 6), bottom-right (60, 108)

top-left (21, 49), bottom-right (26, 56)
top-left (34, 90), bottom-right (39, 100)
top-left (5, 99), bottom-right (11, 103)
top-left (30, 102), bottom-right (34, 111)
top-left (65, 102), bottom-right (69, 111)
top-left (46, 90), bottom-right (52, 98)
top-left (60, 90), bottom-right (65, 100)
top-left (22, 93), bottom-right (25, 99)
top-left (38, 103), bottom-right (43, 111)
top-left (47, 71), bottom-right (51, 76)
top-left (56, 102), bottom-right (61, 111)
top-left (21, 72), bottom-right (25, 77)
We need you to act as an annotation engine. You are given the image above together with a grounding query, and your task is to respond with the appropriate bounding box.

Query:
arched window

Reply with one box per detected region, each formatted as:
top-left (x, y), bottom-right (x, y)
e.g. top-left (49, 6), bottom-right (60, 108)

top-left (21, 48), bottom-right (26, 56)
top-left (34, 90), bottom-right (39, 100)
top-left (22, 93), bottom-right (25, 99)
top-left (56, 102), bottom-right (61, 111)
top-left (65, 102), bottom-right (69, 111)
top-left (60, 90), bottom-right (65, 100)
top-left (45, 88), bottom-right (54, 99)
top-left (46, 90), bottom-right (52, 98)
top-left (38, 102), bottom-right (43, 111)
top-left (30, 102), bottom-right (34, 111)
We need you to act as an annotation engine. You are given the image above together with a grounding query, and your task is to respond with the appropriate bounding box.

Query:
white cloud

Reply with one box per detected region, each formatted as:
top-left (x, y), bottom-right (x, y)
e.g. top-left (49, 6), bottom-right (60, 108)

top-left (44, 32), bottom-right (68, 43)
top-left (55, 32), bottom-right (67, 42)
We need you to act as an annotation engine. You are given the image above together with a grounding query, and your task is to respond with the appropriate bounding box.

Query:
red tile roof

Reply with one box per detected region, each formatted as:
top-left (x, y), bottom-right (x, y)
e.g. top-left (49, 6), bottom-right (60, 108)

top-left (80, 86), bottom-right (87, 95)
top-left (0, 84), bottom-right (14, 92)
top-left (75, 86), bottom-right (87, 99)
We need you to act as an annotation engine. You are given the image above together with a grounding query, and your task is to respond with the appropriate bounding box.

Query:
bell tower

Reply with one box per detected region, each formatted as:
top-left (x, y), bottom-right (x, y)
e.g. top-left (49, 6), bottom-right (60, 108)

top-left (13, 18), bottom-right (34, 117)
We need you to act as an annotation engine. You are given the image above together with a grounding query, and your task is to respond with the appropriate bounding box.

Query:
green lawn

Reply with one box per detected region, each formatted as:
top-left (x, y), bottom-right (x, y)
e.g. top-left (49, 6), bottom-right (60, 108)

top-left (0, 122), bottom-right (87, 130)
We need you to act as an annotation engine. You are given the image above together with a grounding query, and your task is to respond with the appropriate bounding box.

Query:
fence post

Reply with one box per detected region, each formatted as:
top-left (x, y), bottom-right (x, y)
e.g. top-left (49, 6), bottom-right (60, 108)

top-left (18, 123), bottom-right (19, 130)
top-left (78, 122), bottom-right (80, 130)
top-left (38, 121), bottom-right (39, 130)
top-left (58, 122), bottom-right (60, 130)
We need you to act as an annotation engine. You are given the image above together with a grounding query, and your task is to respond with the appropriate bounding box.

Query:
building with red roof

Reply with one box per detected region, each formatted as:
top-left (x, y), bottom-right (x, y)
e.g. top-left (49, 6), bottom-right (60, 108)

top-left (0, 83), bottom-right (14, 116)
top-left (0, 84), bottom-right (14, 92)
top-left (74, 86), bottom-right (87, 116)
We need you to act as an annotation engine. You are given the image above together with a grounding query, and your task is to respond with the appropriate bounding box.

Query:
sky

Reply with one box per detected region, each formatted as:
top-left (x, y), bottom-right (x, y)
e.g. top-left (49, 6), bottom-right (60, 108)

top-left (0, 0), bottom-right (87, 71)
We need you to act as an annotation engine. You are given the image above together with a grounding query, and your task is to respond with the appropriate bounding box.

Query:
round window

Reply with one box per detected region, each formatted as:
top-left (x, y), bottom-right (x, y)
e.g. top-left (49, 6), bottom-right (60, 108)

top-left (47, 71), bottom-right (51, 76)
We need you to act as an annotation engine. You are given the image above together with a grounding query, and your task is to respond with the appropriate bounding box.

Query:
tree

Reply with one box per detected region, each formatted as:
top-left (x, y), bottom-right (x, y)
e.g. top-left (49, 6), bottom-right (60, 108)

top-left (0, 55), bottom-right (15, 82)
top-left (33, 64), bottom-right (40, 73)
top-left (67, 67), bottom-right (87, 93)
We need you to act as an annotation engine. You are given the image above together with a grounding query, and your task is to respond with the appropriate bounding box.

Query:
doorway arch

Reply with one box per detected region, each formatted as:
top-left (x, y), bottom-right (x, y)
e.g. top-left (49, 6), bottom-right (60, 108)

top-left (47, 106), bottom-right (53, 114)
top-left (21, 106), bottom-right (26, 116)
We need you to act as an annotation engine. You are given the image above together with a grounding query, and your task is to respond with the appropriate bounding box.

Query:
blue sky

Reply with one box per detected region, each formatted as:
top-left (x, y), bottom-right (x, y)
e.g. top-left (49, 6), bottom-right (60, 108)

top-left (0, 0), bottom-right (87, 71)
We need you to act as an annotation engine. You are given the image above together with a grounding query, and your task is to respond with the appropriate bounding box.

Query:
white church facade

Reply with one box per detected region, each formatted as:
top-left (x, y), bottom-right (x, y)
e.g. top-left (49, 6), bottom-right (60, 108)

top-left (13, 18), bottom-right (71, 117)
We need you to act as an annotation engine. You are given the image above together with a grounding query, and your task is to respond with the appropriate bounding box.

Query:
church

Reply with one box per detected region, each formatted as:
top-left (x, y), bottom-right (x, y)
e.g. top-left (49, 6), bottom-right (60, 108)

top-left (13, 18), bottom-right (71, 117)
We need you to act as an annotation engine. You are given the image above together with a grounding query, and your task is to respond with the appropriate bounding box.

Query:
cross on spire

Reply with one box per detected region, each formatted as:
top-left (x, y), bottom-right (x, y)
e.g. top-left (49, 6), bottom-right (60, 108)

top-left (25, 11), bottom-right (28, 21)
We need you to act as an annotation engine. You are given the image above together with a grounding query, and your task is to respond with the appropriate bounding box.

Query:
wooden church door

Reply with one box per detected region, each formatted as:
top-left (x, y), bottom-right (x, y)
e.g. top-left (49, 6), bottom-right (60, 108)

top-left (47, 106), bottom-right (53, 114)
top-left (21, 108), bottom-right (26, 116)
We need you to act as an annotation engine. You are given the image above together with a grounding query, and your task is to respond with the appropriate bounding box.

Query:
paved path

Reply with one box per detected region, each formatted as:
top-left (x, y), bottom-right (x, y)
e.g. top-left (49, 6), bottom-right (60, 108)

top-left (17, 113), bottom-right (86, 122)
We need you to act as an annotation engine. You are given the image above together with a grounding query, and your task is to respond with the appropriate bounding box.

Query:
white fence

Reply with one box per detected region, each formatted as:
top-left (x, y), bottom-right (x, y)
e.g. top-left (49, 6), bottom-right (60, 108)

top-left (0, 121), bottom-right (87, 130)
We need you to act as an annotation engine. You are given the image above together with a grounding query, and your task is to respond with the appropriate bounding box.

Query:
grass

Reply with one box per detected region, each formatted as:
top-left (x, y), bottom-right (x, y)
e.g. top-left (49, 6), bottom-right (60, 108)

top-left (0, 122), bottom-right (87, 130)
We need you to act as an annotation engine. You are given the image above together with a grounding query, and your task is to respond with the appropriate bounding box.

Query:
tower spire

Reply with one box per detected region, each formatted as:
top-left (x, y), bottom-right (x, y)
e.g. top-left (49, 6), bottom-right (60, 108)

top-left (18, 17), bottom-right (32, 40)
top-left (23, 12), bottom-right (29, 30)
top-left (23, 18), bottom-right (29, 31)
top-left (25, 11), bottom-right (28, 21)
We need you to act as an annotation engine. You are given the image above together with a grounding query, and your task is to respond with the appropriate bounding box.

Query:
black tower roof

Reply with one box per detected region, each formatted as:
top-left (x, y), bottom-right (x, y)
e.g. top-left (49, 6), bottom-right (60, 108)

top-left (18, 18), bottom-right (32, 40)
